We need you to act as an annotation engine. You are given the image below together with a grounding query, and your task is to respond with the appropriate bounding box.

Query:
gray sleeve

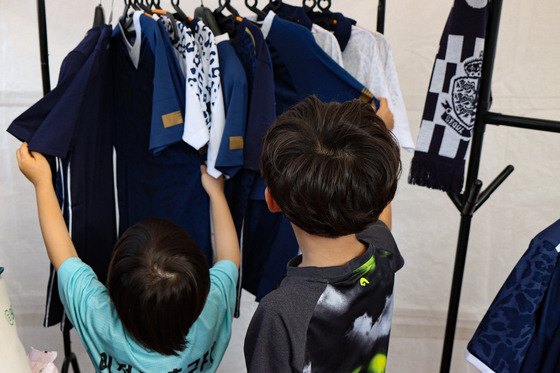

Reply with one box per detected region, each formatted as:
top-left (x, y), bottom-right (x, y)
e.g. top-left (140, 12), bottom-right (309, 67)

top-left (357, 220), bottom-right (404, 271)
top-left (244, 299), bottom-right (295, 373)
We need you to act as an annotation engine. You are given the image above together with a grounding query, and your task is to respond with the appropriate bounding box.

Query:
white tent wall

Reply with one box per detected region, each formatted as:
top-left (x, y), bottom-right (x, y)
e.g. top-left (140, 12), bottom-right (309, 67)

top-left (1, 1), bottom-right (559, 372)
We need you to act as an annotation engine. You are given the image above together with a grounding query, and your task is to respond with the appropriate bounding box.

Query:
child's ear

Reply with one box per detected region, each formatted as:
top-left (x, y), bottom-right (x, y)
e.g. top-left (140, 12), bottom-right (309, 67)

top-left (265, 188), bottom-right (282, 212)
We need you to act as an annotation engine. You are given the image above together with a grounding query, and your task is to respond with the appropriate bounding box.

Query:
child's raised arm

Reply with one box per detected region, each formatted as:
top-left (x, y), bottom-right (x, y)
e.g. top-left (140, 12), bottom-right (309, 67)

top-left (200, 165), bottom-right (240, 268)
top-left (16, 142), bottom-right (78, 270)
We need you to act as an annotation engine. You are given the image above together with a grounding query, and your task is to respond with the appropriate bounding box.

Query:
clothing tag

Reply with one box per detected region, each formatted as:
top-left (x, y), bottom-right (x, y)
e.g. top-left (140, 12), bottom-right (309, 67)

top-left (359, 87), bottom-right (374, 103)
top-left (161, 111), bottom-right (184, 128)
top-left (229, 136), bottom-right (244, 150)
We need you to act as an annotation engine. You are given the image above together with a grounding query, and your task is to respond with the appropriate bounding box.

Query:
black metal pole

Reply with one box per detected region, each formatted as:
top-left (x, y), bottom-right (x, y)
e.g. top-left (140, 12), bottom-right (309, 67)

top-left (439, 1), bottom-right (504, 372)
top-left (484, 111), bottom-right (560, 133)
top-left (377, 0), bottom-right (385, 34)
top-left (36, 1), bottom-right (79, 372)
top-left (37, 0), bottom-right (51, 95)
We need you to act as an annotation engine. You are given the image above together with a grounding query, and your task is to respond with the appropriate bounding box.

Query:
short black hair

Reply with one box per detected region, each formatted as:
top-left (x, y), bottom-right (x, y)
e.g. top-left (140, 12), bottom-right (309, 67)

top-left (261, 96), bottom-right (401, 237)
top-left (107, 218), bottom-right (210, 355)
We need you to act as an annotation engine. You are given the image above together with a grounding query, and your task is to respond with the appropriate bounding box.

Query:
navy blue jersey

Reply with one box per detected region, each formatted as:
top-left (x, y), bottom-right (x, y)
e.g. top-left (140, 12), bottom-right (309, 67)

top-left (215, 36), bottom-right (248, 178)
top-left (112, 13), bottom-right (212, 263)
top-left (230, 19), bottom-right (277, 171)
top-left (145, 15), bottom-right (186, 154)
top-left (239, 19), bottom-right (276, 171)
top-left (8, 25), bottom-right (116, 329)
top-left (262, 12), bottom-right (377, 115)
top-left (467, 219), bottom-right (560, 373)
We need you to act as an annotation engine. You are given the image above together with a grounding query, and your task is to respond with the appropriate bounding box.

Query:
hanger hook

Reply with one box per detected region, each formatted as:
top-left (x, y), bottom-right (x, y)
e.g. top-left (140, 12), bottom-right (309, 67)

top-left (318, 0), bottom-right (330, 11)
top-left (302, 0), bottom-right (315, 10)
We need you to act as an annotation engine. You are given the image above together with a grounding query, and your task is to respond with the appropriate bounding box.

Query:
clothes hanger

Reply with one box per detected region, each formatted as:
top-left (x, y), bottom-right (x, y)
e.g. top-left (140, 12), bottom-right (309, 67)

top-left (216, 0), bottom-right (240, 18)
top-left (194, 0), bottom-right (222, 35)
top-left (317, 0), bottom-right (331, 12)
top-left (93, 1), bottom-right (106, 27)
top-left (302, 0), bottom-right (316, 13)
top-left (214, 0), bottom-right (240, 34)
top-left (150, 5), bottom-right (180, 44)
top-left (170, 0), bottom-right (189, 22)
top-left (245, 0), bottom-right (266, 18)
top-left (268, 0), bottom-right (282, 12)
top-left (119, 0), bottom-right (136, 34)
top-left (135, 0), bottom-right (153, 15)
top-left (309, 0), bottom-right (336, 31)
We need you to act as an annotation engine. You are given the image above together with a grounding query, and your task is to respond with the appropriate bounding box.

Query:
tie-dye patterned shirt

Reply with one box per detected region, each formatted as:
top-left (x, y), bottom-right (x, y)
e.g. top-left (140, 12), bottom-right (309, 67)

top-left (244, 220), bottom-right (403, 373)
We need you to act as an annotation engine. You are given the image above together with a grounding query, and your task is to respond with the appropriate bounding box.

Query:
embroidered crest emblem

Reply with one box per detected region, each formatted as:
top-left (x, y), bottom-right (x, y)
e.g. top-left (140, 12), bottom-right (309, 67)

top-left (441, 51), bottom-right (484, 137)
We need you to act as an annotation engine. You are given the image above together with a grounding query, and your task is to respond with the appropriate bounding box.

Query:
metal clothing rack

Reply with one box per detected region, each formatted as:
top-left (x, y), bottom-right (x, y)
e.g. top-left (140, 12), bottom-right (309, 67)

top-left (33, 1), bottom-right (386, 372)
top-left (439, 0), bottom-right (560, 372)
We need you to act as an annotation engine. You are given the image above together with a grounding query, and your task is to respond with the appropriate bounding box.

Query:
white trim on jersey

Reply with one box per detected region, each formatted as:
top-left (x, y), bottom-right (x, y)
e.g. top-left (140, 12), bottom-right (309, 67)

top-left (465, 349), bottom-right (496, 373)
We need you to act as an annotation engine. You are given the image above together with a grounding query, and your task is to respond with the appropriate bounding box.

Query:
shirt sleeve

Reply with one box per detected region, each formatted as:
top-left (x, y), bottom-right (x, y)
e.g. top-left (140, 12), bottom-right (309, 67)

top-left (357, 220), bottom-right (404, 272)
top-left (244, 298), bottom-right (295, 373)
top-left (209, 260), bottom-right (239, 313)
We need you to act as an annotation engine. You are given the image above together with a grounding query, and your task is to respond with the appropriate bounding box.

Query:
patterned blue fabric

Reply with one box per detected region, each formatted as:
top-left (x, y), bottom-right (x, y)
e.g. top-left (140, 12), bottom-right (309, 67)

top-left (519, 247), bottom-right (560, 373)
top-left (467, 219), bottom-right (560, 373)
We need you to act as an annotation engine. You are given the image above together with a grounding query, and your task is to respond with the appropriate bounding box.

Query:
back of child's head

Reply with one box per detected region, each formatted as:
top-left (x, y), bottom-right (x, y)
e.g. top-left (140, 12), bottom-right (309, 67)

top-left (107, 217), bottom-right (210, 356)
top-left (261, 95), bottom-right (402, 238)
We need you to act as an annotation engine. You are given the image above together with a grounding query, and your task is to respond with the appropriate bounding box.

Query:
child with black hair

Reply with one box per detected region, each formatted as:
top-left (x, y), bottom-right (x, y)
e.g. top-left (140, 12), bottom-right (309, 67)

top-left (244, 96), bottom-right (403, 373)
top-left (16, 142), bottom-right (239, 373)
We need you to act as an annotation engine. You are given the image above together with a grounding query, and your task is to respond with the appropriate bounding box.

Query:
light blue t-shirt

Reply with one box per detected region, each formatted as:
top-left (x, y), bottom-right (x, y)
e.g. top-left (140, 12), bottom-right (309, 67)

top-left (58, 257), bottom-right (238, 372)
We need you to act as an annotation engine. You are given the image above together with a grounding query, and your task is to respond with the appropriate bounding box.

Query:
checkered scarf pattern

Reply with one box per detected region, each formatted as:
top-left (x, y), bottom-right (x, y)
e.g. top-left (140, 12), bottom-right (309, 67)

top-left (408, 0), bottom-right (489, 194)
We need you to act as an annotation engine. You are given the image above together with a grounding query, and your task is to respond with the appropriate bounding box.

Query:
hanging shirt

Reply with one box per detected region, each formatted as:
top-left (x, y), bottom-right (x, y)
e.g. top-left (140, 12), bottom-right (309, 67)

top-left (255, 3), bottom-right (344, 66)
top-left (112, 12), bottom-right (212, 263)
top-left (7, 25), bottom-right (116, 329)
top-left (222, 18), bottom-right (280, 301)
top-left (466, 219), bottom-right (560, 373)
top-left (214, 33), bottom-right (247, 178)
top-left (312, 24), bottom-right (344, 67)
top-left (160, 17), bottom-right (209, 161)
top-left (307, 9), bottom-right (356, 52)
top-left (343, 25), bottom-right (415, 151)
top-left (186, 19), bottom-right (226, 178)
top-left (260, 11), bottom-right (378, 116)
top-left (140, 14), bottom-right (186, 155)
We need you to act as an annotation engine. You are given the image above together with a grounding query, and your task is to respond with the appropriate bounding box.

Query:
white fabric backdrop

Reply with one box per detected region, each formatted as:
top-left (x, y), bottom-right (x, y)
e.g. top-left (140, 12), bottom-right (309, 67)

top-left (1, 1), bottom-right (559, 372)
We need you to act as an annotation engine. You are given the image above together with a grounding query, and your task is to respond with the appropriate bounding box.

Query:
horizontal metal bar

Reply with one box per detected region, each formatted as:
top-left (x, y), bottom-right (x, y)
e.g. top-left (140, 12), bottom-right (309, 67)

top-left (484, 111), bottom-right (560, 133)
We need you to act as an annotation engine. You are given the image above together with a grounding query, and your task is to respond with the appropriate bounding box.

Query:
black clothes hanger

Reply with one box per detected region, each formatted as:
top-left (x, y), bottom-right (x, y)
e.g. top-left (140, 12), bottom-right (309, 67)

top-left (135, 0), bottom-right (153, 15)
top-left (317, 0), bottom-right (331, 12)
top-left (268, 0), bottom-right (282, 12)
top-left (245, 0), bottom-right (267, 19)
top-left (216, 0), bottom-right (241, 18)
top-left (214, 0), bottom-right (241, 35)
top-left (195, 0), bottom-right (222, 36)
top-left (93, 2), bottom-right (106, 27)
top-left (302, 0), bottom-right (316, 13)
top-left (171, 0), bottom-right (189, 22)
top-left (119, 0), bottom-right (136, 34)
